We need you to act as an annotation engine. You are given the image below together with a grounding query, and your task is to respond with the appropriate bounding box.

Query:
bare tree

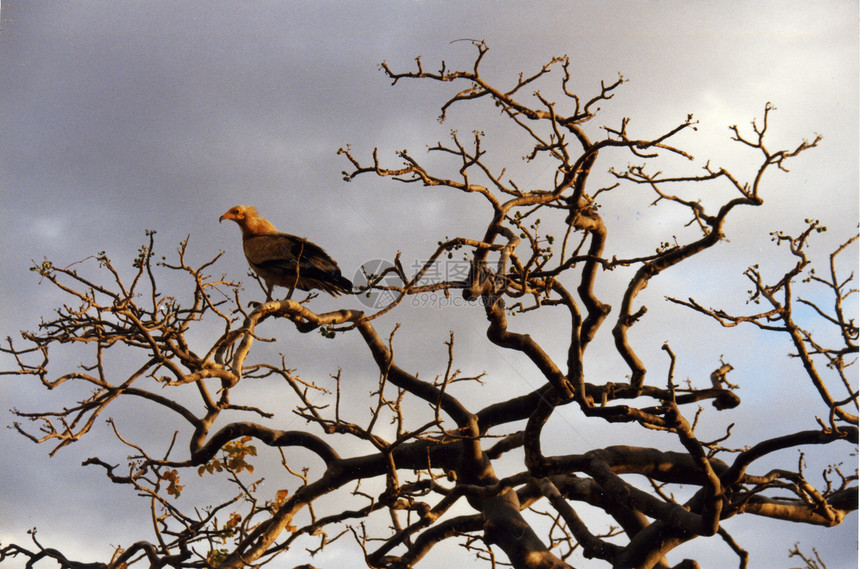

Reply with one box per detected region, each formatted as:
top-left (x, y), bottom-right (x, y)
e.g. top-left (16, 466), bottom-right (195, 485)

top-left (2, 42), bottom-right (856, 569)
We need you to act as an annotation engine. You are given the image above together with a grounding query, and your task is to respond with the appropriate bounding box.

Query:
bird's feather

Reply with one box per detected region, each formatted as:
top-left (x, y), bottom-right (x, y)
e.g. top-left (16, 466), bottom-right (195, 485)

top-left (220, 205), bottom-right (352, 298)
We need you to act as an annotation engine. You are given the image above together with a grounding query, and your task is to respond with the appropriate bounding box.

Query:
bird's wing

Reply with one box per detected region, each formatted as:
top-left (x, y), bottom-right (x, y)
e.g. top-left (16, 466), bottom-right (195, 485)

top-left (244, 233), bottom-right (344, 283)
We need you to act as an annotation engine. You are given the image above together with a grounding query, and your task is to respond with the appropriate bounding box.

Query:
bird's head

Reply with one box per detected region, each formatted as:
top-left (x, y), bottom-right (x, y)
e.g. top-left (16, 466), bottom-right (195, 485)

top-left (220, 205), bottom-right (278, 236)
top-left (219, 205), bottom-right (256, 224)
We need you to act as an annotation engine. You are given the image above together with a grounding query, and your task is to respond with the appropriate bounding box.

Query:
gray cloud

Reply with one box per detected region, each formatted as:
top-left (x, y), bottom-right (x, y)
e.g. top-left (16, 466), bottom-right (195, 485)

top-left (1, 1), bottom-right (857, 567)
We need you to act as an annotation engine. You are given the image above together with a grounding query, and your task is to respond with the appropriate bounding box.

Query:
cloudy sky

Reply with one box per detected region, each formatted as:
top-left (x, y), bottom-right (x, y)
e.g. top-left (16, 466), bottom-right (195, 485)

top-left (0, 1), bottom-right (857, 567)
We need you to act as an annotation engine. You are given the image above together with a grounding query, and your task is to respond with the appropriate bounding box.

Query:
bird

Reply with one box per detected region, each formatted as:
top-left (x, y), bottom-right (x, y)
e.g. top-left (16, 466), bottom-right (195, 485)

top-left (219, 205), bottom-right (353, 300)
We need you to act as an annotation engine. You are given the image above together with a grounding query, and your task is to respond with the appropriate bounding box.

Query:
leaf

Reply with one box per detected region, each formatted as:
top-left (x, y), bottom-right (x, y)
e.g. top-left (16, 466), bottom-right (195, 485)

top-left (161, 469), bottom-right (184, 498)
top-left (226, 512), bottom-right (242, 529)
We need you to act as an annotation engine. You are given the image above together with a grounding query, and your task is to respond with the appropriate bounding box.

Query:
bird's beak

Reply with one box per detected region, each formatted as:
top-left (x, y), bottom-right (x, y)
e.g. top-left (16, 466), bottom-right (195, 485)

top-left (219, 213), bottom-right (229, 223)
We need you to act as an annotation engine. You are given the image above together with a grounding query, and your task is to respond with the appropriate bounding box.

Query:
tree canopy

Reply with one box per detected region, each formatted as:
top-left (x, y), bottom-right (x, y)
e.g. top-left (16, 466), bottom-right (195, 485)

top-left (2, 42), bottom-right (856, 569)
